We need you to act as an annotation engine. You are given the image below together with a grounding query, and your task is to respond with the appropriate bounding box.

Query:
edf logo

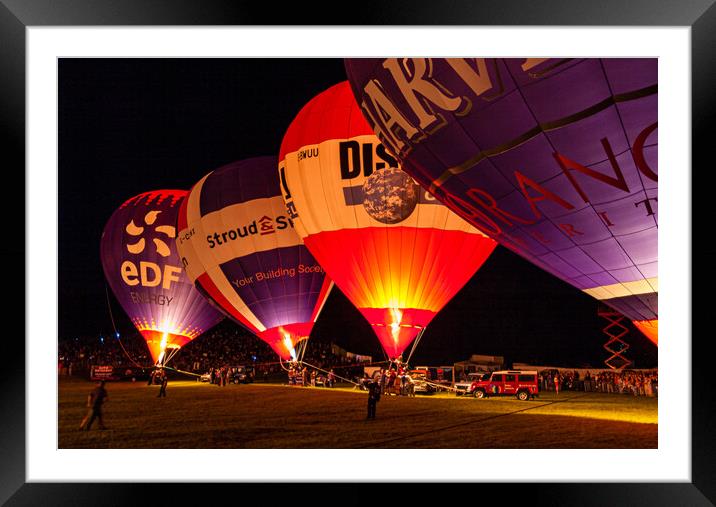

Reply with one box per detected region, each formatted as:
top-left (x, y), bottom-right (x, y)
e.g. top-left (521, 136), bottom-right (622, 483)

top-left (120, 210), bottom-right (182, 289)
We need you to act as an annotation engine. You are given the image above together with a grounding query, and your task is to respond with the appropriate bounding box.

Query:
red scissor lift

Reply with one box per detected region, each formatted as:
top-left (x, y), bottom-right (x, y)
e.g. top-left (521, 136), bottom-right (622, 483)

top-left (598, 305), bottom-right (633, 370)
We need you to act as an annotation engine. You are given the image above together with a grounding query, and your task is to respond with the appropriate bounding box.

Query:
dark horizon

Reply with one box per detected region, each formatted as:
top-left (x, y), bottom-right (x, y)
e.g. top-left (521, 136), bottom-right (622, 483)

top-left (58, 58), bottom-right (657, 369)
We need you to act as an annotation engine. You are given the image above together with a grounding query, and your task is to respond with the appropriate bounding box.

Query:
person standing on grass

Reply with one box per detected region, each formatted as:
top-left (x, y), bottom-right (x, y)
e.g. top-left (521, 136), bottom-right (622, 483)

top-left (79, 380), bottom-right (109, 430)
top-left (400, 371), bottom-right (408, 396)
top-left (406, 375), bottom-right (415, 397)
top-left (388, 369), bottom-right (397, 396)
top-left (379, 368), bottom-right (387, 394)
top-left (366, 379), bottom-right (380, 420)
top-left (554, 372), bottom-right (561, 396)
top-left (157, 370), bottom-right (168, 398)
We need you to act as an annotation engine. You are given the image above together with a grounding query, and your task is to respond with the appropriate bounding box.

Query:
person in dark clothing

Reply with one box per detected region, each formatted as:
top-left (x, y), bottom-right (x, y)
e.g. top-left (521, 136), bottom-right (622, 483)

top-left (400, 372), bottom-right (408, 396)
top-left (366, 379), bottom-right (380, 420)
top-left (158, 371), bottom-right (168, 397)
top-left (79, 380), bottom-right (109, 430)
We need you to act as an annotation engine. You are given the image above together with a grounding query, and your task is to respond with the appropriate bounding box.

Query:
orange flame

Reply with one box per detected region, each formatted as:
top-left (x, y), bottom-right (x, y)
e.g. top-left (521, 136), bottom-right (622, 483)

top-left (155, 332), bottom-right (169, 365)
top-left (390, 307), bottom-right (403, 344)
top-left (282, 331), bottom-right (297, 361)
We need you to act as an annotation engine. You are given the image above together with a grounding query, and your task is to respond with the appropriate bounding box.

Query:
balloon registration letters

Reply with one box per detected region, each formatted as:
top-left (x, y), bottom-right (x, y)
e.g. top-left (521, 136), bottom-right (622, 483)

top-left (346, 58), bottom-right (658, 339)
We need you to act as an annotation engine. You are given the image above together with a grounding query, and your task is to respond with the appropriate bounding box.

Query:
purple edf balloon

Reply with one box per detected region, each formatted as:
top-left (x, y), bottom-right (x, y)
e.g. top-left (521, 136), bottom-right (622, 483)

top-left (100, 190), bottom-right (223, 364)
top-left (345, 58), bottom-right (657, 327)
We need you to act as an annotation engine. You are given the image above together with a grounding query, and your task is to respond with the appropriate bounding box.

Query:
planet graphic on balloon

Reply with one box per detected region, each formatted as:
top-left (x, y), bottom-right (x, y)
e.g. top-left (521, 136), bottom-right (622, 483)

top-left (362, 167), bottom-right (421, 224)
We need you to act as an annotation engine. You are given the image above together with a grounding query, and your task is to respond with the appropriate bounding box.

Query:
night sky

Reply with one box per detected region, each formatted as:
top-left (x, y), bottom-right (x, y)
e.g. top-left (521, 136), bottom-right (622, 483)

top-left (58, 58), bottom-right (657, 368)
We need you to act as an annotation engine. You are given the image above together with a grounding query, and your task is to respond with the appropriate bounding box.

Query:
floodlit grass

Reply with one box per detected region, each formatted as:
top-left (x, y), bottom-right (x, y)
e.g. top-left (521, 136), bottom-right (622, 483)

top-left (59, 378), bottom-right (657, 448)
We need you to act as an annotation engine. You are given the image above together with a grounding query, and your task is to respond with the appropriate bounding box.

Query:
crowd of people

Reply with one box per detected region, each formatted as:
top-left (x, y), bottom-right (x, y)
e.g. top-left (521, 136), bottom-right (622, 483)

top-left (58, 327), bottom-right (657, 399)
top-left (377, 367), bottom-right (416, 396)
top-left (354, 364), bottom-right (417, 397)
top-left (58, 322), bottom-right (369, 382)
top-left (58, 333), bottom-right (150, 374)
top-left (170, 324), bottom-right (281, 376)
top-left (539, 369), bottom-right (658, 397)
top-left (287, 365), bottom-right (337, 387)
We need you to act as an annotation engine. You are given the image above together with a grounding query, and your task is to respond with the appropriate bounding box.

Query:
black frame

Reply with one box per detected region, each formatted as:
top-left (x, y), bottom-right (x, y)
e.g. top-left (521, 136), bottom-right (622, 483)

top-left (1, 0), bottom-right (710, 504)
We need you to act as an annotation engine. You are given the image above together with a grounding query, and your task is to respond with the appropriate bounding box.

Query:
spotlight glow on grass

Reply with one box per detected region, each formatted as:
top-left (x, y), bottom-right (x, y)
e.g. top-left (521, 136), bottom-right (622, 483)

top-left (59, 378), bottom-right (657, 449)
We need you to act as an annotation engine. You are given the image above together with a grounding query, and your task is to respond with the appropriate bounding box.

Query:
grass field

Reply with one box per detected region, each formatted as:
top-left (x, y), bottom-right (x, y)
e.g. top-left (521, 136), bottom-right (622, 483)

top-left (59, 377), bottom-right (657, 448)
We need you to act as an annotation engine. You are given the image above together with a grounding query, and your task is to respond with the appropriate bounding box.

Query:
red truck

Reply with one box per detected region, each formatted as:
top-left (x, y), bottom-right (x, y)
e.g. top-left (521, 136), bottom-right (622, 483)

top-left (469, 370), bottom-right (539, 401)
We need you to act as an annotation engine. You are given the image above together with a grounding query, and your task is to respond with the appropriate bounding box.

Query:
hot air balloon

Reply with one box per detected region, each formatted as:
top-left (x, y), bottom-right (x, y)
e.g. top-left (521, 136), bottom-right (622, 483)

top-left (345, 58), bottom-right (658, 343)
top-left (633, 319), bottom-right (658, 346)
top-left (100, 190), bottom-right (224, 365)
top-left (278, 81), bottom-right (497, 360)
top-left (175, 157), bottom-right (334, 361)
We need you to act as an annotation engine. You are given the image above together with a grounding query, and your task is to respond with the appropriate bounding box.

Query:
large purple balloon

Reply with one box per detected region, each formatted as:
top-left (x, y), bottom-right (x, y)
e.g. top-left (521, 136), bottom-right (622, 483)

top-left (100, 190), bottom-right (224, 364)
top-left (345, 58), bottom-right (657, 328)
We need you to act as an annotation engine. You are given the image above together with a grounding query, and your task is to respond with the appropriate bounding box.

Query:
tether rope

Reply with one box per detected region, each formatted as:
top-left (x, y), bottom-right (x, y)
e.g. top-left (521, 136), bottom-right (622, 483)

top-left (295, 360), bottom-right (363, 387)
top-left (405, 327), bottom-right (426, 366)
top-left (104, 283), bottom-right (150, 369)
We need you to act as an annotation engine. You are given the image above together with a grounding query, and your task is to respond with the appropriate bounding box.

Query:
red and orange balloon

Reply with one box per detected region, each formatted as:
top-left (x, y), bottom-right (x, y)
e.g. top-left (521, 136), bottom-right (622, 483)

top-left (279, 82), bottom-right (497, 359)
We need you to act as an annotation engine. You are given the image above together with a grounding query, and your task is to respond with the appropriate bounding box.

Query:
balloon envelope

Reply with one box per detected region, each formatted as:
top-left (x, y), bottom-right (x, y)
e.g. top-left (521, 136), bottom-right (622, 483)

top-left (633, 319), bottom-right (658, 346)
top-left (346, 58), bottom-right (658, 342)
top-left (100, 190), bottom-right (224, 363)
top-left (175, 157), bottom-right (333, 360)
top-left (279, 81), bottom-right (497, 359)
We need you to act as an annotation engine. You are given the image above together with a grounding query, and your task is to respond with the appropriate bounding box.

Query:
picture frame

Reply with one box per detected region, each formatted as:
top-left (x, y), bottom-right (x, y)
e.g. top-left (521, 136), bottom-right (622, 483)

top-left (1, 0), bottom-right (709, 503)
